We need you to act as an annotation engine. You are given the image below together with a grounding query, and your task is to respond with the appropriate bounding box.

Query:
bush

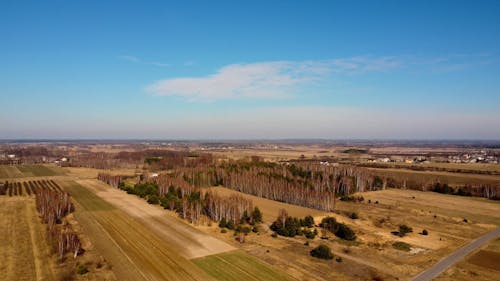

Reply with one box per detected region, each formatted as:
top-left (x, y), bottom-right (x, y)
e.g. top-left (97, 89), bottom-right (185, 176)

top-left (147, 195), bottom-right (159, 205)
top-left (392, 241), bottom-right (411, 252)
top-left (422, 229), bottom-right (428, 235)
top-left (251, 207), bottom-right (263, 224)
top-left (220, 229), bottom-right (227, 233)
top-left (398, 224), bottom-right (413, 237)
top-left (304, 228), bottom-right (318, 239)
top-left (350, 212), bottom-right (359, 219)
top-left (336, 257), bottom-right (343, 263)
top-left (236, 225), bottom-right (251, 235)
top-left (320, 217), bottom-right (356, 241)
top-left (302, 215), bottom-right (315, 227)
top-left (76, 265), bottom-right (89, 275)
top-left (219, 218), bottom-right (227, 228)
top-left (310, 245), bottom-right (334, 260)
top-left (271, 233), bottom-right (278, 238)
top-left (336, 223), bottom-right (357, 241)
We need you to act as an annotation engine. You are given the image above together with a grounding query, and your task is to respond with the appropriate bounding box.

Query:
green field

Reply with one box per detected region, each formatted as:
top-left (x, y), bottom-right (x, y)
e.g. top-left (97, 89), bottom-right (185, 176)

top-left (0, 165), bottom-right (63, 178)
top-left (63, 180), bottom-right (296, 281)
top-left (193, 251), bottom-right (296, 281)
top-left (62, 180), bottom-right (212, 281)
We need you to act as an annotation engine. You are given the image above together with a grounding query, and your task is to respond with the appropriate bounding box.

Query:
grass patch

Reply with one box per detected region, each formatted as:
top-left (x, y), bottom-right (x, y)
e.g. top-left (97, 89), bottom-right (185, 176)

top-left (392, 241), bottom-right (411, 252)
top-left (193, 251), bottom-right (296, 281)
top-left (0, 166), bottom-right (23, 178)
top-left (62, 181), bottom-right (116, 212)
top-left (17, 165), bottom-right (61, 177)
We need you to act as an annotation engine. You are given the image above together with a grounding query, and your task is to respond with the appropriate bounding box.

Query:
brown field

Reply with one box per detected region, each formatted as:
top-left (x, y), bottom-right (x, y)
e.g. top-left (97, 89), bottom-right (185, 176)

top-left (0, 196), bottom-right (114, 281)
top-left (62, 179), bottom-right (294, 280)
top-left (197, 186), bottom-right (500, 280)
top-left (0, 164), bottom-right (64, 179)
top-left (0, 196), bottom-right (54, 281)
top-left (469, 250), bottom-right (500, 271)
top-left (76, 179), bottom-right (235, 259)
top-left (367, 167), bottom-right (500, 185)
top-left (436, 237), bottom-right (500, 281)
top-left (62, 167), bottom-right (139, 179)
top-left (370, 162), bottom-right (500, 173)
top-left (60, 179), bottom-right (215, 281)
top-left (3, 163), bottom-right (499, 281)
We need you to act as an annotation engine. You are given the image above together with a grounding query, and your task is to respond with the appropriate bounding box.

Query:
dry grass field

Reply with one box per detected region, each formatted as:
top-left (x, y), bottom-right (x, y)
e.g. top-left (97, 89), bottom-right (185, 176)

top-left (76, 179), bottom-right (235, 259)
top-left (3, 164), bottom-right (498, 281)
top-left (367, 167), bottom-right (500, 185)
top-left (0, 197), bottom-right (53, 281)
top-left (61, 180), bottom-right (214, 281)
top-left (0, 164), bottom-right (65, 179)
top-left (0, 195), bottom-right (114, 281)
top-left (435, 237), bottom-right (500, 280)
top-left (197, 186), bottom-right (500, 280)
top-left (193, 250), bottom-right (296, 281)
top-left (62, 167), bottom-right (139, 179)
top-left (61, 179), bottom-right (295, 280)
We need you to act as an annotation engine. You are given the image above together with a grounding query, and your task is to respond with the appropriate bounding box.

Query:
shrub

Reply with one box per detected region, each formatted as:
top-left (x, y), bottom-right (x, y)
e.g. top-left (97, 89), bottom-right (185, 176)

top-left (302, 215), bottom-right (315, 227)
top-left (304, 228), bottom-right (318, 239)
top-left (336, 257), bottom-right (343, 263)
top-left (221, 229), bottom-right (227, 233)
top-left (422, 229), bottom-right (428, 235)
top-left (219, 218), bottom-right (227, 228)
top-left (304, 241), bottom-right (309, 246)
top-left (76, 265), bottom-right (89, 275)
top-left (310, 245), bottom-right (334, 260)
top-left (336, 223), bottom-right (357, 241)
top-left (147, 195), bottom-right (159, 205)
top-left (320, 217), bottom-right (356, 241)
top-left (251, 207), bottom-right (263, 224)
top-left (236, 225), bottom-right (251, 235)
top-left (392, 241), bottom-right (411, 252)
top-left (271, 233), bottom-right (278, 238)
top-left (398, 224), bottom-right (413, 237)
top-left (350, 212), bottom-right (359, 219)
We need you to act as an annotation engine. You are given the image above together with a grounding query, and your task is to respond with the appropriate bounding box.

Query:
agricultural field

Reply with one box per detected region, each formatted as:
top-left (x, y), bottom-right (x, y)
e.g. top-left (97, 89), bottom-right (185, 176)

top-left (61, 179), bottom-right (294, 280)
top-left (0, 164), bottom-right (64, 179)
top-left (367, 167), bottom-right (500, 186)
top-left (193, 251), bottom-right (295, 281)
top-left (197, 186), bottom-right (500, 280)
top-left (436, 237), bottom-right (500, 280)
top-left (1, 160), bottom-right (499, 281)
top-left (0, 180), bottom-right (114, 281)
top-left (0, 196), bottom-right (54, 281)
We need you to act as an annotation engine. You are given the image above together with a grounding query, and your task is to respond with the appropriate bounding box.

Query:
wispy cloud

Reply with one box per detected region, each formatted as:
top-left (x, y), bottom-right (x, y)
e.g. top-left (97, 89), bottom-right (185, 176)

top-left (119, 55), bottom-right (169, 67)
top-left (146, 57), bottom-right (401, 101)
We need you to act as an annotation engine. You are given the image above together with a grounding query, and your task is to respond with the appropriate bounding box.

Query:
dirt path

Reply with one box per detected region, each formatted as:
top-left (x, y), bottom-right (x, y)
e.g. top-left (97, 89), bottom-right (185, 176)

top-left (77, 179), bottom-right (235, 259)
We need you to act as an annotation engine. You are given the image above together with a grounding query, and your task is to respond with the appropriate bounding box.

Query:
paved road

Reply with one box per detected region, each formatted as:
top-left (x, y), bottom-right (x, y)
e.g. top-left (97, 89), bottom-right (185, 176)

top-left (412, 227), bottom-right (500, 281)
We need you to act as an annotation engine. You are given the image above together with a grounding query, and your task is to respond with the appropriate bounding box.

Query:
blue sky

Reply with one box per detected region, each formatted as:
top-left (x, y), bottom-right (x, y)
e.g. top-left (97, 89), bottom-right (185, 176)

top-left (1, 0), bottom-right (499, 139)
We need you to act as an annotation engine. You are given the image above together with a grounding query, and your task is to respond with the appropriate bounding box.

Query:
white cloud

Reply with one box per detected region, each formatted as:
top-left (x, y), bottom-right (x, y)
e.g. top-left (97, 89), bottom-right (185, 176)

top-left (146, 57), bottom-right (402, 101)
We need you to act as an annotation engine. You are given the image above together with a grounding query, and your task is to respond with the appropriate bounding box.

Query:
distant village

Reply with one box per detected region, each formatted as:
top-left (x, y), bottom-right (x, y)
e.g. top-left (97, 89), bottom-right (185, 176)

top-left (369, 150), bottom-right (498, 164)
